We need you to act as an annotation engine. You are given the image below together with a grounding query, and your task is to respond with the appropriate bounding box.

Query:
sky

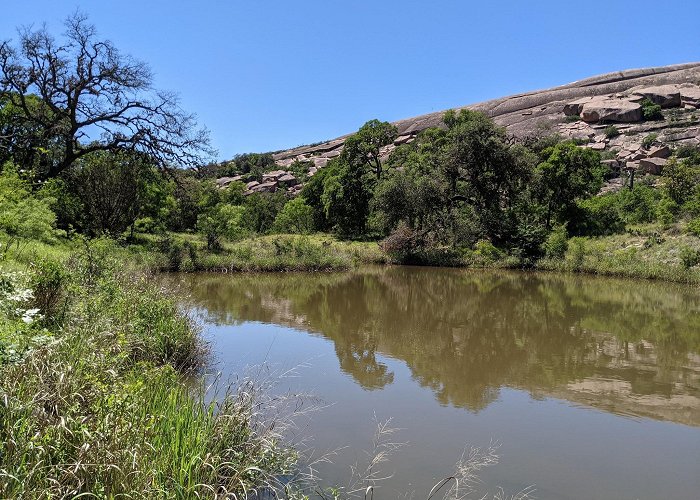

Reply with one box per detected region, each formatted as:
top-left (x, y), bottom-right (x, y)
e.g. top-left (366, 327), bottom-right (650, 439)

top-left (1, 1), bottom-right (698, 160)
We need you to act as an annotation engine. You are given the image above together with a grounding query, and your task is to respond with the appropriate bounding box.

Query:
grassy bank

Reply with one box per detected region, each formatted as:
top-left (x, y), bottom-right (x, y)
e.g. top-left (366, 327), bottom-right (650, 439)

top-left (142, 233), bottom-right (387, 272)
top-left (130, 226), bottom-right (700, 285)
top-left (536, 224), bottom-right (700, 284)
top-left (0, 240), bottom-right (295, 498)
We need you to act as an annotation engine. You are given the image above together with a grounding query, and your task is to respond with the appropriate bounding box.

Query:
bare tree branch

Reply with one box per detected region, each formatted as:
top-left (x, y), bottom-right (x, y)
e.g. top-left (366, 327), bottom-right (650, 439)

top-left (0, 13), bottom-right (215, 178)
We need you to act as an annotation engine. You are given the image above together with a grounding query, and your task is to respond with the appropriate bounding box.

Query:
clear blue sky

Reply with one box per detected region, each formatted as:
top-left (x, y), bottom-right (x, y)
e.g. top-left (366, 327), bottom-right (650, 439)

top-left (2, 1), bottom-right (698, 160)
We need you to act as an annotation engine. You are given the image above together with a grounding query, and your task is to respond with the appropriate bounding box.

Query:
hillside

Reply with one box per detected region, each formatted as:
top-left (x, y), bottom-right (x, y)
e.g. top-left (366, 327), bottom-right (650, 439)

top-left (231, 63), bottom-right (700, 194)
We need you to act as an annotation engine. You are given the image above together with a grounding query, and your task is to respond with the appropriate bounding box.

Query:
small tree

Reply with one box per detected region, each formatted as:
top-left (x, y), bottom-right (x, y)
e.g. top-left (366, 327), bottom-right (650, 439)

top-left (321, 162), bottom-right (373, 237)
top-left (0, 163), bottom-right (57, 252)
top-left (272, 197), bottom-right (314, 234)
top-left (341, 119), bottom-right (397, 179)
top-left (534, 142), bottom-right (604, 229)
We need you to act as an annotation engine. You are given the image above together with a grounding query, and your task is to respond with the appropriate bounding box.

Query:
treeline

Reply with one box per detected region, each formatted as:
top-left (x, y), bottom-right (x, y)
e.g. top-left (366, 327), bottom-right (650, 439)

top-left (3, 107), bottom-right (700, 268)
top-left (2, 16), bottom-right (700, 269)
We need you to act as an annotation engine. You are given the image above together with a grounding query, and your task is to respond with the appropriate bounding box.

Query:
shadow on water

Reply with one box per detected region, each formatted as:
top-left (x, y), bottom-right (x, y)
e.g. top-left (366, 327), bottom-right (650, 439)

top-left (173, 267), bottom-right (700, 426)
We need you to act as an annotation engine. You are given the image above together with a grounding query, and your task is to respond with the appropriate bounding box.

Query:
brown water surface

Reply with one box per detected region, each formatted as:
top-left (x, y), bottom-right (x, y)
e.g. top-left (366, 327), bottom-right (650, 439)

top-left (173, 267), bottom-right (700, 499)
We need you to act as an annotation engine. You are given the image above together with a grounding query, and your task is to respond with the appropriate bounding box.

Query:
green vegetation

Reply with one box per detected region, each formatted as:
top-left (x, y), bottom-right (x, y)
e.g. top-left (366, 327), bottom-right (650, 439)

top-left (0, 241), bottom-right (295, 497)
top-left (641, 98), bottom-right (664, 121)
top-left (642, 132), bottom-right (659, 149)
top-left (2, 12), bottom-right (700, 497)
top-left (604, 125), bottom-right (620, 138)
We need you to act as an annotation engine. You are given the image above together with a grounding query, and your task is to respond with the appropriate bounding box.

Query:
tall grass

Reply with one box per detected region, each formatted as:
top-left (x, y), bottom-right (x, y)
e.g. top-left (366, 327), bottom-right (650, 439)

top-left (0, 241), bottom-right (296, 498)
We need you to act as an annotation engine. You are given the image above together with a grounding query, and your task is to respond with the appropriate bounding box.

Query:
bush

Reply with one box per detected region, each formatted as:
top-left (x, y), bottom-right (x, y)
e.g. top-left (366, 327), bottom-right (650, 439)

top-left (567, 237), bottom-right (588, 270)
top-left (641, 133), bottom-right (658, 149)
top-left (474, 239), bottom-right (504, 263)
top-left (687, 218), bottom-right (700, 237)
top-left (380, 222), bottom-right (416, 262)
top-left (543, 226), bottom-right (569, 258)
top-left (0, 165), bottom-right (57, 249)
top-left (571, 194), bottom-right (625, 236)
top-left (272, 197), bottom-right (314, 234)
top-left (616, 185), bottom-right (660, 224)
top-left (680, 246), bottom-right (700, 268)
top-left (641, 99), bottom-right (663, 121)
top-left (604, 125), bottom-right (620, 138)
top-left (29, 259), bottom-right (70, 323)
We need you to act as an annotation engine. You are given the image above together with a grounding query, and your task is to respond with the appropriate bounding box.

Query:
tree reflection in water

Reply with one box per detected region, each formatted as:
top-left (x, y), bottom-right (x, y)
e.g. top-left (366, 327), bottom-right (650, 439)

top-left (174, 267), bottom-right (700, 424)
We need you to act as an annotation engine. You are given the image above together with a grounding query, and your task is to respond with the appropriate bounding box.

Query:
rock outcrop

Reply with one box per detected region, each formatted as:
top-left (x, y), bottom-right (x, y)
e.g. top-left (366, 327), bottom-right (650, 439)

top-left (219, 63), bottom-right (700, 193)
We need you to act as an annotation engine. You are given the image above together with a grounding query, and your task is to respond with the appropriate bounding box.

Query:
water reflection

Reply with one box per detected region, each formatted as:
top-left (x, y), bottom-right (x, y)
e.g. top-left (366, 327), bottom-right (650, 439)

top-left (175, 267), bottom-right (700, 425)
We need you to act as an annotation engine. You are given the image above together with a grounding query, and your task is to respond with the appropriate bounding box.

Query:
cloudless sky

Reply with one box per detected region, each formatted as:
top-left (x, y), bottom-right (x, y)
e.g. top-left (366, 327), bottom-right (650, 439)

top-left (2, 1), bottom-right (698, 160)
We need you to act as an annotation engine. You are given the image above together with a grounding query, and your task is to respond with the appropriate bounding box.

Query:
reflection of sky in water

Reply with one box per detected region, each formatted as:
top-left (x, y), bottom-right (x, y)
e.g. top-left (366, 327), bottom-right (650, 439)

top-left (178, 268), bottom-right (700, 500)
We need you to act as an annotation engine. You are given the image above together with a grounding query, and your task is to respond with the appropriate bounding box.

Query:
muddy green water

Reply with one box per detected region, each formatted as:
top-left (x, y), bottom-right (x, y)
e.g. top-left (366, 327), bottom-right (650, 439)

top-left (173, 267), bottom-right (700, 499)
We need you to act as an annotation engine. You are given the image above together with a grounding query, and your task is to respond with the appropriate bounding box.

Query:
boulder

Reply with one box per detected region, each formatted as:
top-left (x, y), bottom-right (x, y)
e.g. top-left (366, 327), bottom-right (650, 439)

top-left (250, 181), bottom-right (277, 193)
top-left (632, 85), bottom-right (681, 108)
top-left (639, 157), bottom-right (667, 175)
top-left (581, 99), bottom-right (643, 123)
top-left (563, 97), bottom-right (596, 116)
top-left (313, 157), bottom-right (329, 168)
top-left (680, 87), bottom-right (700, 108)
top-left (394, 134), bottom-right (415, 145)
top-left (277, 173), bottom-right (298, 186)
top-left (246, 180), bottom-right (260, 189)
top-left (262, 170), bottom-right (287, 182)
top-left (647, 145), bottom-right (671, 159)
top-left (215, 175), bottom-right (242, 188)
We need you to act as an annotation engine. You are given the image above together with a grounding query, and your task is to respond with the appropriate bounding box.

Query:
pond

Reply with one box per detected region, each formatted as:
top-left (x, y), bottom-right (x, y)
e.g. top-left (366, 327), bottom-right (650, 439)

top-left (172, 267), bottom-right (700, 500)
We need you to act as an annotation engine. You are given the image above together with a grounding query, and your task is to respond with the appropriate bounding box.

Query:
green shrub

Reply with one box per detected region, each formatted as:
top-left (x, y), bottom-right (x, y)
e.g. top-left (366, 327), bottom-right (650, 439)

top-left (680, 246), bottom-right (700, 268)
top-left (272, 197), bottom-right (314, 234)
top-left (543, 226), bottom-right (569, 258)
top-left (642, 133), bottom-right (658, 149)
top-left (687, 218), bottom-right (700, 237)
top-left (567, 237), bottom-right (588, 270)
top-left (616, 185), bottom-right (660, 224)
top-left (29, 259), bottom-right (70, 323)
top-left (571, 194), bottom-right (624, 236)
top-left (656, 197), bottom-right (679, 225)
top-left (604, 125), bottom-right (620, 138)
top-left (0, 165), bottom-right (58, 250)
top-left (474, 239), bottom-right (504, 263)
top-left (641, 99), bottom-right (663, 121)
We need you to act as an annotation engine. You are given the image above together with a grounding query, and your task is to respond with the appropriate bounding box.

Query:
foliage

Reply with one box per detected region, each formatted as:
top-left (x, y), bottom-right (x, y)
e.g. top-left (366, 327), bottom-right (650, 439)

top-left (0, 13), bottom-right (211, 179)
top-left (321, 162), bottom-right (373, 238)
top-left (197, 204), bottom-right (248, 250)
top-left (300, 163), bottom-right (339, 232)
top-left (604, 125), bottom-right (620, 138)
top-left (29, 258), bottom-right (70, 323)
top-left (543, 225), bottom-right (569, 258)
top-left (663, 158), bottom-right (700, 205)
top-left (242, 192), bottom-right (287, 234)
top-left (641, 99), bottom-right (663, 121)
top-left (224, 152), bottom-right (276, 181)
top-left (571, 194), bottom-right (625, 236)
top-left (642, 133), bottom-right (659, 149)
top-left (0, 164), bottom-right (57, 250)
top-left (533, 141), bottom-right (604, 229)
top-left (687, 217), bottom-right (700, 237)
top-left (341, 119), bottom-right (397, 179)
top-left (680, 246), bottom-right (700, 268)
top-left (63, 150), bottom-right (167, 235)
top-left (272, 197), bottom-right (314, 234)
